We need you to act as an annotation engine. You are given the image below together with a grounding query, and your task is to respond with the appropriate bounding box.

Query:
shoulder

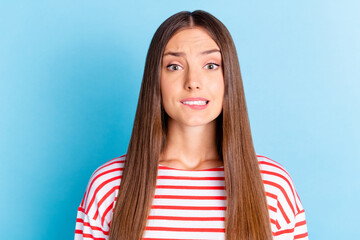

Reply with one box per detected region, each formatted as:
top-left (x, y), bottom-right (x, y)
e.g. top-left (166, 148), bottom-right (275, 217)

top-left (85, 154), bottom-right (126, 198)
top-left (89, 154), bottom-right (126, 183)
top-left (79, 155), bottom-right (126, 225)
top-left (257, 154), bottom-right (294, 184)
top-left (256, 154), bottom-right (305, 230)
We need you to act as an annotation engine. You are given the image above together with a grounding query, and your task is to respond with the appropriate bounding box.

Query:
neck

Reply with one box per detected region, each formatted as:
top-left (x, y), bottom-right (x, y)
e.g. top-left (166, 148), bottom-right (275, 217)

top-left (159, 119), bottom-right (221, 170)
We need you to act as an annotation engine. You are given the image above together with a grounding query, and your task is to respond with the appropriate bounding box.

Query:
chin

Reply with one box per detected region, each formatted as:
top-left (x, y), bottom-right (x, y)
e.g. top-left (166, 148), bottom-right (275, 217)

top-left (182, 118), bottom-right (217, 128)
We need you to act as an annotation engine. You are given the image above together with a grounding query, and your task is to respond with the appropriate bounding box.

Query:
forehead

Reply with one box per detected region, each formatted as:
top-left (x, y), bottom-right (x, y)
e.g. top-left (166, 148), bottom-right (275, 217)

top-left (164, 27), bottom-right (219, 52)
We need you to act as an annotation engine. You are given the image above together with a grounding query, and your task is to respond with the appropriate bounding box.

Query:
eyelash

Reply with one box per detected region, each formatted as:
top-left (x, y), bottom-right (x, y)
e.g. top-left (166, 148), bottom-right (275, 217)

top-left (166, 64), bottom-right (183, 71)
top-left (205, 63), bottom-right (220, 70)
top-left (166, 63), bottom-right (220, 71)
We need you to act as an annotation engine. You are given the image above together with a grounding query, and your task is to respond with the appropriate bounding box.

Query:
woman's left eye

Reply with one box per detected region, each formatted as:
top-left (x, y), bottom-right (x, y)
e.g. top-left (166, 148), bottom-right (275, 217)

top-left (204, 63), bottom-right (220, 70)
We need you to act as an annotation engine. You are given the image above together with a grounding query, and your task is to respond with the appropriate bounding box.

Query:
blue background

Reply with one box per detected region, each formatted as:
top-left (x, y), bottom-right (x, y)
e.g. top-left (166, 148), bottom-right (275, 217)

top-left (1, 0), bottom-right (359, 239)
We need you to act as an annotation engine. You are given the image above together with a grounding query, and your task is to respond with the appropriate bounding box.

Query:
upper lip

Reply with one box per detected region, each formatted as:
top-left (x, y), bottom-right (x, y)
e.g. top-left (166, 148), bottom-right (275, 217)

top-left (180, 97), bottom-right (209, 103)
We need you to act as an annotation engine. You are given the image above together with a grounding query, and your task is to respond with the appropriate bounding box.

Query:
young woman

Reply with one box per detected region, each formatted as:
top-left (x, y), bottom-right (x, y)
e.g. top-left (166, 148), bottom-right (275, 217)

top-left (75, 10), bottom-right (308, 240)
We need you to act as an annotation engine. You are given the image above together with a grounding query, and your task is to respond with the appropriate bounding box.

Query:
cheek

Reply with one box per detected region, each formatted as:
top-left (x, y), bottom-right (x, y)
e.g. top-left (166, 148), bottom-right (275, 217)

top-left (217, 80), bottom-right (225, 92)
top-left (160, 80), bottom-right (179, 113)
top-left (211, 77), bottom-right (225, 97)
top-left (211, 77), bottom-right (225, 110)
top-left (160, 80), bottom-right (171, 101)
top-left (161, 76), bottom-right (183, 97)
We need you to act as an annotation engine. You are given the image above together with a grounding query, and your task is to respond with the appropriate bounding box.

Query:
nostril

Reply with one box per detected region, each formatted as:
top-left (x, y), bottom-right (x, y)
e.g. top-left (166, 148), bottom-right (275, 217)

top-left (186, 82), bottom-right (201, 90)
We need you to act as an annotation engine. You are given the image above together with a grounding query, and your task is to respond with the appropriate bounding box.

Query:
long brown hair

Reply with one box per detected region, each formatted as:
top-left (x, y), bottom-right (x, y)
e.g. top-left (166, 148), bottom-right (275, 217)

top-left (109, 10), bottom-right (272, 240)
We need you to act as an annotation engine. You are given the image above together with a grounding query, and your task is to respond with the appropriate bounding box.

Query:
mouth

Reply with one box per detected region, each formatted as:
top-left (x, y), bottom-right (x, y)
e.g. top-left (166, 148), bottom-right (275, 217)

top-left (181, 100), bottom-right (209, 106)
top-left (180, 97), bottom-right (209, 105)
top-left (180, 97), bottom-right (210, 108)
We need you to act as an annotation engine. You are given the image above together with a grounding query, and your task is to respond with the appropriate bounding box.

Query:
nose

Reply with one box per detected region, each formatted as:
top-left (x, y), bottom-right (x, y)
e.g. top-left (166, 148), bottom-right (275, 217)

top-left (184, 66), bottom-right (201, 90)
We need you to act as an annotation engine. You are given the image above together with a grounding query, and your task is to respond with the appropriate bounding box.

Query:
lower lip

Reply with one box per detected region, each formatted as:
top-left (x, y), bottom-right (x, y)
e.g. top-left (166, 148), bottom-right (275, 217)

top-left (181, 102), bottom-right (209, 110)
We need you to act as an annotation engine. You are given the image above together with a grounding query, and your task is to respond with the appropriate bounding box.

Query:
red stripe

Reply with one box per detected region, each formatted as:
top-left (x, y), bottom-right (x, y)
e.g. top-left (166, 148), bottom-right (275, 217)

top-left (275, 219), bottom-right (281, 230)
top-left (76, 218), bottom-right (109, 235)
top-left (83, 222), bottom-right (109, 234)
top-left (93, 185), bottom-right (119, 219)
top-left (270, 218), bottom-right (282, 231)
top-left (86, 176), bottom-right (121, 215)
top-left (76, 218), bottom-right (84, 223)
top-left (158, 166), bottom-right (223, 171)
top-left (84, 167), bottom-right (123, 206)
top-left (268, 205), bottom-right (277, 213)
top-left (92, 159), bottom-right (123, 178)
top-left (148, 215), bottom-right (225, 221)
top-left (258, 158), bottom-right (301, 212)
top-left (263, 180), bottom-right (295, 215)
top-left (151, 205), bottom-right (226, 210)
top-left (88, 156), bottom-right (124, 182)
top-left (295, 220), bottom-right (307, 227)
top-left (83, 233), bottom-right (106, 240)
top-left (145, 226), bottom-right (225, 232)
top-left (78, 207), bottom-right (85, 213)
top-left (294, 232), bottom-right (308, 239)
top-left (257, 155), bottom-right (286, 169)
top-left (154, 195), bottom-right (226, 200)
top-left (157, 176), bottom-right (225, 180)
top-left (277, 201), bottom-right (291, 224)
top-left (266, 191), bottom-right (277, 200)
top-left (101, 201), bottom-right (115, 225)
top-left (156, 185), bottom-right (225, 190)
top-left (261, 170), bottom-right (298, 212)
top-left (258, 160), bottom-right (291, 180)
top-left (273, 228), bottom-right (294, 236)
top-left (75, 229), bottom-right (107, 240)
top-left (297, 209), bottom-right (305, 214)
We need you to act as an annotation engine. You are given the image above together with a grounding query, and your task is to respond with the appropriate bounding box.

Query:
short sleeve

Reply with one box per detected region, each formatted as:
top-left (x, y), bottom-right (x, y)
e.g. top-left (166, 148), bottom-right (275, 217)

top-left (75, 206), bottom-right (109, 240)
top-left (273, 194), bottom-right (308, 239)
top-left (74, 156), bottom-right (125, 240)
top-left (257, 155), bottom-right (309, 240)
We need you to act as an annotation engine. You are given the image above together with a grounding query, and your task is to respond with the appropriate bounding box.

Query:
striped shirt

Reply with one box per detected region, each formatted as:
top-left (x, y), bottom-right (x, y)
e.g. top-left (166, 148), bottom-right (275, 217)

top-left (75, 154), bottom-right (308, 239)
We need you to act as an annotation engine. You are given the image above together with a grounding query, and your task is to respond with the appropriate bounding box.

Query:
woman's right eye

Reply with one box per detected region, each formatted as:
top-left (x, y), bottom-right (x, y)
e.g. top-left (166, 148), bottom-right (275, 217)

top-left (166, 64), bottom-right (183, 71)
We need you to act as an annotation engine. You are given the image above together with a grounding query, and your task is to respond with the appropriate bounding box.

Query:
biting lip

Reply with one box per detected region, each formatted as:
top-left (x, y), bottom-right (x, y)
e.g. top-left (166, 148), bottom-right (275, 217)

top-left (180, 97), bottom-right (209, 103)
top-left (180, 97), bottom-right (210, 110)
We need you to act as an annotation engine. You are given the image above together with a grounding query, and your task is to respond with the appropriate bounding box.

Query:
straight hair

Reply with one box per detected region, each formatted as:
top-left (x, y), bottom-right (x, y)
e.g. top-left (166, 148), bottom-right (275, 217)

top-left (109, 10), bottom-right (273, 240)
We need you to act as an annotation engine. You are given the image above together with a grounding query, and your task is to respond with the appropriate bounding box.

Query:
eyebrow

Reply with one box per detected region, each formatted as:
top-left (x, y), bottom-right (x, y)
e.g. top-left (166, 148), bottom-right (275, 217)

top-left (163, 49), bottom-right (221, 57)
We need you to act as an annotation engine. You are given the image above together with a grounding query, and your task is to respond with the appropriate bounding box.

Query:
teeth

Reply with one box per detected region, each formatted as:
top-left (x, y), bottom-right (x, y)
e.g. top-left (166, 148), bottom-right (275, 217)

top-left (182, 100), bottom-right (208, 105)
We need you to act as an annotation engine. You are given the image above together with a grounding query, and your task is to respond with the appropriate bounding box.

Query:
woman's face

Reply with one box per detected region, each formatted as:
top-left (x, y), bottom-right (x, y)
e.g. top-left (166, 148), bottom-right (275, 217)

top-left (160, 27), bottom-right (224, 128)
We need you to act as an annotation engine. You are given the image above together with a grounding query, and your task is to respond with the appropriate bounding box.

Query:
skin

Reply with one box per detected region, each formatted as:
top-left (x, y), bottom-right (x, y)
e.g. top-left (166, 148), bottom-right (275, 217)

top-left (159, 27), bottom-right (225, 170)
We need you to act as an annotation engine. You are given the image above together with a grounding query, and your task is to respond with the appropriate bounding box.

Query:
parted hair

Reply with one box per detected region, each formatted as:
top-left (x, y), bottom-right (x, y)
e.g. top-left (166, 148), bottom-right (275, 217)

top-left (109, 10), bottom-right (273, 240)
